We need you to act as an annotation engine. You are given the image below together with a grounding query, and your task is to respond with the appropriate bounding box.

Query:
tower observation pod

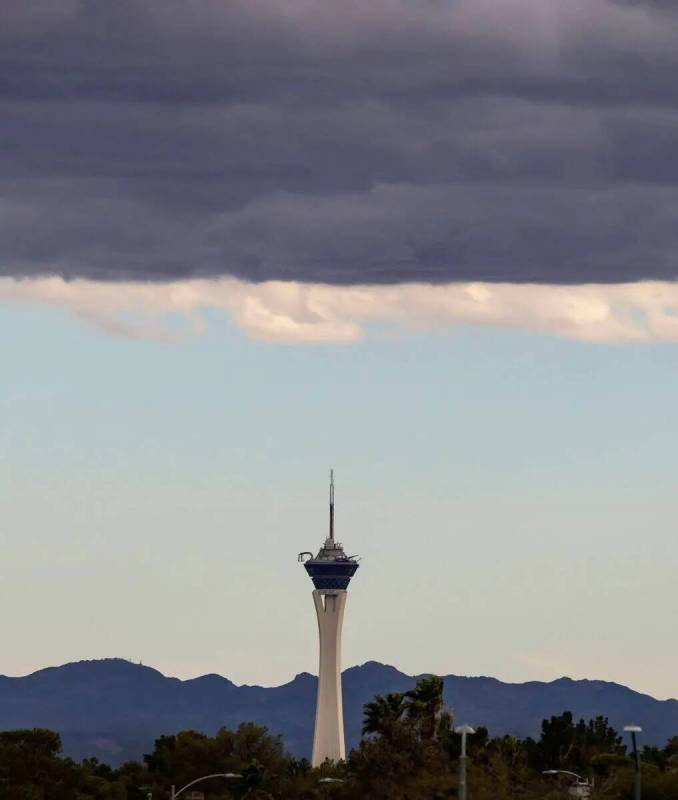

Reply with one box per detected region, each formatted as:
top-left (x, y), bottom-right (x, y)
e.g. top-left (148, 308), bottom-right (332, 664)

top-left (298, 471), bottom-right (360, 766)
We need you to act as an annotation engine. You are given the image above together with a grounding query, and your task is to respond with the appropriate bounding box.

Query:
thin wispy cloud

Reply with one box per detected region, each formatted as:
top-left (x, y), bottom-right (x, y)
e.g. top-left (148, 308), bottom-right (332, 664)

top-left (2, 1), bottom-right (678, 287)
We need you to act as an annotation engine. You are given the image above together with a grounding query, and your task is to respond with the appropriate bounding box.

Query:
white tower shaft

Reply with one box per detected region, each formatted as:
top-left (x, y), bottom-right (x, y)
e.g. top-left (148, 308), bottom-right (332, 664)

top-left (311, 589), bottom-right (347, 765)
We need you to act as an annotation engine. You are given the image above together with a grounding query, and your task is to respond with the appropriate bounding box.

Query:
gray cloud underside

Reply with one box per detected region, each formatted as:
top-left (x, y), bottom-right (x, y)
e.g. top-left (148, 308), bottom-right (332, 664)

top-left (2, 0), bottom-right (678, 285)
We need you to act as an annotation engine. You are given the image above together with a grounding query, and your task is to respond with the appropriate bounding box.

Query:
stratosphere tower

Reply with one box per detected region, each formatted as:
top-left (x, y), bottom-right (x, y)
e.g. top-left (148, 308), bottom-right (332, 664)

top-left (298, 471), bottom-right (359, 765)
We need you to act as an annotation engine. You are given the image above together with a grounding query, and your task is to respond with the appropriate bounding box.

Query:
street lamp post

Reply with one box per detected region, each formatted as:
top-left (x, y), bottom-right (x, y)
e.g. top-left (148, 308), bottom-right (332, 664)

top-left (542, 769), bottom-right (593, 798)
top-left (455, 725), bottom-right (475, 800)
top-left (170, 772), bottom-right (243, 800)
top-left (318, 777), bottom-right (344, 795)
top-left (624, 725), bottom-right (643, 800)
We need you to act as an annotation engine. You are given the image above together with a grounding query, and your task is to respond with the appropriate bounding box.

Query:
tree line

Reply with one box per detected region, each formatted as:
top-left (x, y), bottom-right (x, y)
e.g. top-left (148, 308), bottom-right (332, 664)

top-left (1, 676), bottom-right (677, 799)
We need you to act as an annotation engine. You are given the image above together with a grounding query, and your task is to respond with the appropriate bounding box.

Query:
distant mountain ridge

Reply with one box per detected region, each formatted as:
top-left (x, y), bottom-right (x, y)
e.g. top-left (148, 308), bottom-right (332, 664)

top-left (0, 659), bottom-right (675, 765)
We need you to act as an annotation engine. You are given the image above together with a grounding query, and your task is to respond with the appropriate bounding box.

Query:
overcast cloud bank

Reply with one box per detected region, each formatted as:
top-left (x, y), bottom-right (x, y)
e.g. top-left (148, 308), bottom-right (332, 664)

top-left (2, 0), bottom-right (678, 286)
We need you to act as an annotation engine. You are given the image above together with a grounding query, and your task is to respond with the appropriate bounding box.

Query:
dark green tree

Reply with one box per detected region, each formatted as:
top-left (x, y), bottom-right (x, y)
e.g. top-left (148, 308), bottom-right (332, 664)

top-left (362, 692), bottom-right (406, 737)
top-left (527, 711), bottom-right (625, 777)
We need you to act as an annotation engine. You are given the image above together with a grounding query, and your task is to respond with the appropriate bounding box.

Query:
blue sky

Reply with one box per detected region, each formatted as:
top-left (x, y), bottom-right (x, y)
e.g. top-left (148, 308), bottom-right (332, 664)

top-left (2, 303), bottom-right (676, 700)
top-left (2, 0), bottom-right (678, 705)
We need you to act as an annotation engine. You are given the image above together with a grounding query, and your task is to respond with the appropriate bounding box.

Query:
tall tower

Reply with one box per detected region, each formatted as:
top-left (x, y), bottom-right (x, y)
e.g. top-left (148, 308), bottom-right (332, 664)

top-left (298, 471), bottom-right (359, 766)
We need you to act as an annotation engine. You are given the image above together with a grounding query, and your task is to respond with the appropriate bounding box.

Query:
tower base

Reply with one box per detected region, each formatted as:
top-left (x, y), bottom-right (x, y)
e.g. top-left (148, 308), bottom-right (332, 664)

top-left (311, 589), bottom-right (347, 766)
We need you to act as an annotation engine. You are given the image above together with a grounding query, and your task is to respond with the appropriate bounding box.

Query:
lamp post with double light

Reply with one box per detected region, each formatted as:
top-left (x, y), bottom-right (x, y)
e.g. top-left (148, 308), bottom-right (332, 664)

top-left (170, 772), bottom-right (243, 800)
top-left (542, 769), bottom-right (593, 798)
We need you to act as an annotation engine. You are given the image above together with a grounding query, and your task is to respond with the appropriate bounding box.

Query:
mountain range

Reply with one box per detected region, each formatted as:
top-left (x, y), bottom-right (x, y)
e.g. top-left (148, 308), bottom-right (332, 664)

top-left (0, 659), bottom-right (675, 765)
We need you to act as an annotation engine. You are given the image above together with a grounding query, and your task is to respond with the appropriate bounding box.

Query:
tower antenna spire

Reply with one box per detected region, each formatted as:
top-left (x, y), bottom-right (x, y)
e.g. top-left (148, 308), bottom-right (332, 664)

top-left (329, 469), bottom-right (335, 542)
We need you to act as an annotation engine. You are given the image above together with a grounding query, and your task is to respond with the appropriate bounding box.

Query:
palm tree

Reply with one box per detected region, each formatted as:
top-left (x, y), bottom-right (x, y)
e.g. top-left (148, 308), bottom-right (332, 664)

top-left (404, 676), bottom-right (445, 739)
top-left (362, 692), bottom-right (406, 737)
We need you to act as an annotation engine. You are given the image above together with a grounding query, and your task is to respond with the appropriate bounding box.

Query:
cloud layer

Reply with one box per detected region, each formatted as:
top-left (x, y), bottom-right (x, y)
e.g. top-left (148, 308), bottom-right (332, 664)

top-left (4, 277), bottom-right (678, 344)
top-left (2, 0), bottom-right (678, 285)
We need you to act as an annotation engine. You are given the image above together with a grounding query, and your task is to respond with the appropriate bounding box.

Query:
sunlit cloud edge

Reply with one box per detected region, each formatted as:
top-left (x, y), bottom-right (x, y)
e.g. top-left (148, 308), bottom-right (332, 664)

top-left (2, 276), bottom-right (678, 345)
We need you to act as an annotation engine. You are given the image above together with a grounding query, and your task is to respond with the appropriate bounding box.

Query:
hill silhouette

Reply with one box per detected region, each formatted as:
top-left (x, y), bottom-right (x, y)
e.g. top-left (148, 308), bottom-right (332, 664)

top-left (0, 659), bottom-right (675, 765)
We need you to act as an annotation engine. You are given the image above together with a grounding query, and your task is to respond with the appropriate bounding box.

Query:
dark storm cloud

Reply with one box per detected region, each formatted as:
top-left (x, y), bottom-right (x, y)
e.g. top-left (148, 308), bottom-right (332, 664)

top-left (2, 0), bottom-right (678, 284)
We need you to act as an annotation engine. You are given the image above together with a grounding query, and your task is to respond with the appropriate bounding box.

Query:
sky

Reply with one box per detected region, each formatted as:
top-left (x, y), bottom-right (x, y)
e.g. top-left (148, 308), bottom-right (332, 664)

top-left (1, 0), bottom-right (677, 701)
